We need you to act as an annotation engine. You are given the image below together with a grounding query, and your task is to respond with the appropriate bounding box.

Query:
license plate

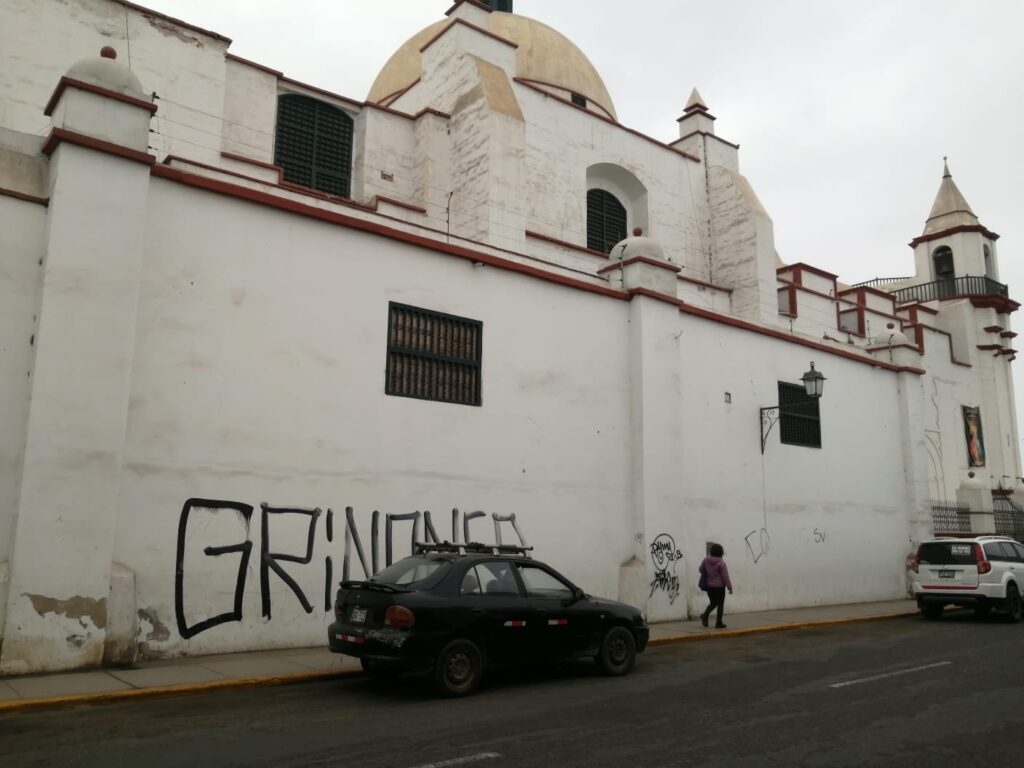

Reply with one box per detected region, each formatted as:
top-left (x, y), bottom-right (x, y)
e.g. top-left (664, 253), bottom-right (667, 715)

top-left (350, 606), bottom-right (367, 623)
top-left (938, 570), bottom-right (956, 579)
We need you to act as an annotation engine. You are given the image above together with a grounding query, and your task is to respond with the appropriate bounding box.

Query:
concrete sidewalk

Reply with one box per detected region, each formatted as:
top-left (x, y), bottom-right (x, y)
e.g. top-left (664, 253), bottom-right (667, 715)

top-left (0, 598), bottom-right (916, 712)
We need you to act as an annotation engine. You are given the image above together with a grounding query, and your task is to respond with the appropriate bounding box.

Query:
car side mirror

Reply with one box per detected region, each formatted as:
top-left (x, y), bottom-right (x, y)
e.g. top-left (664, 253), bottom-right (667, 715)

top-left (561, 587), bottom-right (585, 606)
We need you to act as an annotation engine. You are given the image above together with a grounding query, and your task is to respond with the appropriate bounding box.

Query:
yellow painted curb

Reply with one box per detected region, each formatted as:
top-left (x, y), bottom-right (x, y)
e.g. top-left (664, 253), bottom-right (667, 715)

top-left (0, 667), bottom-right (361, 715)
top-left (647, 610), bottom-right (917, 646)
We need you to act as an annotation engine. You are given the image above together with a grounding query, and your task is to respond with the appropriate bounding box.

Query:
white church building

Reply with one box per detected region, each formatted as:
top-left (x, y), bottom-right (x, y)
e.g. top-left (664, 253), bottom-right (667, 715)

top-left (0, 0), bottom-right (1020, 673)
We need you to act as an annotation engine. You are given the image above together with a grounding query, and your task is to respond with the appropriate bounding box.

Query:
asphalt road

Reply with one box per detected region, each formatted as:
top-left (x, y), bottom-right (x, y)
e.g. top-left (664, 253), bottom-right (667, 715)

top-left (2, 612), bottom-right (1023, 768)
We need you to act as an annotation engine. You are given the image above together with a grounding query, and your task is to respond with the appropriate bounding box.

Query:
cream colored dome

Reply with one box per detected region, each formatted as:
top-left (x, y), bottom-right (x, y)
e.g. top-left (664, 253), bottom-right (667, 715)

top-left (66, 51), bottom-right (145, 99)
top-left (368, 12), bottom-right (617, 120)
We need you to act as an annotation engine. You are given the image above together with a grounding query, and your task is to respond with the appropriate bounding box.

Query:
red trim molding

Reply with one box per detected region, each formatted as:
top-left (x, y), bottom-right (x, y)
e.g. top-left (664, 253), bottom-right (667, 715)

top-left (225, 53), bottom-right (283, 77)
top-left (977, 344), bottom-right (1003, 351)
top-left (44, 76), bottom-right (158, 117)
top-left (0, 187), bottom-right (48, 206)
top-left (118, 1), bottom-right (231, 44)
top-left (514, 77), bottom-right (616, 121)
top-left (910, 224), bottom-right (1000, 247)
top-left (374, 195), bottom-right (427, 214)
top-left (597, 256), bottom-right (682, 275)
top-left (151, 164), bottom-right (628, 301)
top-left (377, 78), bottom-right (421, 108)
top-left (782, 262), bottom-right (839, 281)
top-left (1001, 331), bottom-right (1017, 339)
top-left (420, 19), bottom-right (518, 54)
top-left (969, 295), bottom-right (1020, 314)
top-left (525, 230), bottom-right (610, 260)
top-left (678, 274), bottom-right (733, 294)
top-left (983, 325), bottom-right (1004, 333)
top-left (279, 77), bottom-right (363, 108)
top-left (220, 151), bottom-right (282, 174)
top-left (513, 79), bottom-right (701, 163)
top-left (672, 130), bottom-right (739, 150)
top-left (42, 127), bottom-right (155, 166)
top-left (445, 0), bottom-right (493, 15)
top-left (625, 287), bottom-right (925, 374)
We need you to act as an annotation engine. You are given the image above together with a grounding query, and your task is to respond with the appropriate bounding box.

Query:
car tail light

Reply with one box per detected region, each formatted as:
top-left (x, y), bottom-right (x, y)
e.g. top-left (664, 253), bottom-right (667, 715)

top-left (974, 543), bottom-right (992, 575)
top-left (384, 605), bottom-right (415, 628)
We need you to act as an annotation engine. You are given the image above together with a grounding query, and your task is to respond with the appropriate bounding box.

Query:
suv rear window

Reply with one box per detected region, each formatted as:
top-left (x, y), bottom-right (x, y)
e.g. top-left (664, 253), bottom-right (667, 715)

top-left (917, 542), bottom-right (976, 565)
top-left (372, 556), bottom-right (452, 587)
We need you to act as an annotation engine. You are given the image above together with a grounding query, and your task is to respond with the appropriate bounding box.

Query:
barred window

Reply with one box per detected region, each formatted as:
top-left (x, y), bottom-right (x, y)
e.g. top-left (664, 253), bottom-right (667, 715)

top-left (587, 188), bottom-right (627, 254)
top-left (571, 92), bottom-right (588, 108)
top-left (778, 382), bottom-right (821, 449)
top-left (386, 303), bottom-right (482, 406)
top-left (273, 94), bottom-right (353, 197)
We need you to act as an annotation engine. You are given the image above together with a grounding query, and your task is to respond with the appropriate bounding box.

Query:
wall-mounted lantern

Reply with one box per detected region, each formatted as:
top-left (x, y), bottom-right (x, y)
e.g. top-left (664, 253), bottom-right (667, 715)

top-left (760, 362), bottom-right (826, 453)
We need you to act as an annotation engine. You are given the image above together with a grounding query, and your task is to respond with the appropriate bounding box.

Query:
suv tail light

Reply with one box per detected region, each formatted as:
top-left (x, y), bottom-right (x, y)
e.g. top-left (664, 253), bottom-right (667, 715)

top-left (385, 605), bottom-right (416, 628)
top-left (973, 543), bottom-right (992, 575)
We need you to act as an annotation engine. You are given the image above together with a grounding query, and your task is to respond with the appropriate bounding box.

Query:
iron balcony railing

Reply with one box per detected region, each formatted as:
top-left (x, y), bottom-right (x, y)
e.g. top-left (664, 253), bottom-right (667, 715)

top-left (890, 276), bottom-right (1008, 305)
top-left (853, 276), bottom-right (913, 288)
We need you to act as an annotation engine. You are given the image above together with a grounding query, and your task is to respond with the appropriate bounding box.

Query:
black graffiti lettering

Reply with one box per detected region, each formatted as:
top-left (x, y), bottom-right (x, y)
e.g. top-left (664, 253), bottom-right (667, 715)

top-left (260, 503), bottom-right (322, 619)
top-left (463, 510), bottom-right (487, 543)
top-left (451, 507), bottom-right (460, 543)
top-left (492, 513), bottom-right (528, 547)
top-left (324, 555), bottom-right (333, 612)
top-left (385, 512), bottom-right (421, 567)
top-left (648, 532), bottom-right (682, 604)
top-left (343, 507), bottom-right (379, 580)
top-left (423, 511), bottom-right (441, 544)
top-left (174, 498), bottom-right (253, 639)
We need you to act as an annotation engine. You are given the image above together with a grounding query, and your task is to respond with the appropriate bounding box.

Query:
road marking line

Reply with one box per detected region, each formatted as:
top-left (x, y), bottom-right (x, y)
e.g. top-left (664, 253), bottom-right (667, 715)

top-left (407, 753), bottom-right (502, 768)
top-left (829, 661), bottom-right (952, 689)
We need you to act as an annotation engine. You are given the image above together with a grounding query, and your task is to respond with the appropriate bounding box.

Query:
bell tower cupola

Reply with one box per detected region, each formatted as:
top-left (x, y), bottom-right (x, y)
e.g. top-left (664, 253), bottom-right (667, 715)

top-left (910, 158), bottom-right (1001, 285)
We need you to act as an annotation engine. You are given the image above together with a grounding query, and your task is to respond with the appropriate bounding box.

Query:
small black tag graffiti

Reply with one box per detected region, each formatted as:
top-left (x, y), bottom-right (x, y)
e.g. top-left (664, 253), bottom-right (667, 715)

top-left (649, 533), bottom-right (683, 604)
top-left (746, 528), bottom-right (771, 563)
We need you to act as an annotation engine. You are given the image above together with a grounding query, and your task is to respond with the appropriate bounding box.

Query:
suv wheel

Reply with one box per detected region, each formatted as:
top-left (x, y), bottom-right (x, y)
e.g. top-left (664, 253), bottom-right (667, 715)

top-left (920, 603), bottom-right (944, 620)
top-left (596, 626), bottom-right (636, 676)
top-left (434, 639), bottom-right (483, 697)
top-left (1005, 584), bottom-right (1023, 623)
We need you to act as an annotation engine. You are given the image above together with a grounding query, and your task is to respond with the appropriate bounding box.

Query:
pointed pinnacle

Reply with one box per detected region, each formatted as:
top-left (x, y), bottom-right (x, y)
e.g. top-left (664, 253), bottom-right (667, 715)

top-left (685, 87), bottom-right (707, 112)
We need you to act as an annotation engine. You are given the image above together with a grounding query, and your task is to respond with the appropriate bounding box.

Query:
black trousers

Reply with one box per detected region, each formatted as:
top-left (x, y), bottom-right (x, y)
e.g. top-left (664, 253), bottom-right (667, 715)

top-left (703, 587), bottom-right (726, 624)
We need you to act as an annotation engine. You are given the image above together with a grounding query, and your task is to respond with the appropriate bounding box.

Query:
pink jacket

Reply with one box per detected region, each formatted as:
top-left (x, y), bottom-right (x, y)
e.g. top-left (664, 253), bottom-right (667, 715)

top-left (700, 556), bottom-right (732, 590)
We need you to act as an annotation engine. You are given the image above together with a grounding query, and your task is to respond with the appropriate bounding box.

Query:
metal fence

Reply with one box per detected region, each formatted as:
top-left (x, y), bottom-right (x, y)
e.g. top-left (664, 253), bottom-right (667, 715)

top-left (930, 502), bottom-right (972, 535)
top-left (993, 497), bottom-right (1024, 543)
top-left (891, 276), bottom-right (1008, 305)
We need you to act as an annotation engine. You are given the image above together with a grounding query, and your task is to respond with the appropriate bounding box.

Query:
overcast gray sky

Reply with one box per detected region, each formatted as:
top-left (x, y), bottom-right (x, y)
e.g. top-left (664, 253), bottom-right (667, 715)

top-left (146, 0), bottom-right (1024, 449)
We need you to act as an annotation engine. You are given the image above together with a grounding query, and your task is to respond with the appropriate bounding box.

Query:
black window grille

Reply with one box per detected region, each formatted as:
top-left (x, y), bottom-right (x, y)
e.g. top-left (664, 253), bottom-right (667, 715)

top-left (778, 382), bottom-right (821, 448)
top-left (274, 94), bottom-right (353, 198)
top-left (571, 92), bottom-right (587, 108)
top-left (993, 496), bottom-right (1024, 542)
top-left (486, 0), bottom-right (514, 11)
top-left (587, 188), bottom-right (627, 254)
top-left (386, 303), bottom-right (482, 406)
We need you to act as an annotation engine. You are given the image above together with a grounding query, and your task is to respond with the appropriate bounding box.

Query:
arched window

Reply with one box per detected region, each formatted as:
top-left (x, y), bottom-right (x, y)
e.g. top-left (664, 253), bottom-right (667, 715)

top-left (587, 189), bottom-right (627, 254)
top-left (984, 244), bottom-right (995, 280)
top-left (932, 246), bottom-right (954, 281)
top-left (274, 94), bottom-right (353, 197)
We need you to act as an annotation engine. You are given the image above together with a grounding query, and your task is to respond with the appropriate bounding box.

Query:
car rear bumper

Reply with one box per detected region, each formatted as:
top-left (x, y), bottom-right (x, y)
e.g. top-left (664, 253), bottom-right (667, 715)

top-left (915, 592), bottom-right (1003, 609)
top-left (327, 622), bottom-right (439, 669)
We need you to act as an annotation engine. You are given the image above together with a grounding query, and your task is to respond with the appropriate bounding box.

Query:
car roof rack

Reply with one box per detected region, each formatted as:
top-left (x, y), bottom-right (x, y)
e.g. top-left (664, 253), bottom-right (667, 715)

top-left (414, 541), bottom-right (533, 558)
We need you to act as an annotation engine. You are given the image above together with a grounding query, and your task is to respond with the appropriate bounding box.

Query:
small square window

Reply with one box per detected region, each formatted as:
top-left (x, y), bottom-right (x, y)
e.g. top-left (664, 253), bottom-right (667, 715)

top-left (778, 381), bottom-right (821, 448)
top-left (570, 92), bottom-right (587, 108)
top-left (385, 303), bottom-right (482, 406)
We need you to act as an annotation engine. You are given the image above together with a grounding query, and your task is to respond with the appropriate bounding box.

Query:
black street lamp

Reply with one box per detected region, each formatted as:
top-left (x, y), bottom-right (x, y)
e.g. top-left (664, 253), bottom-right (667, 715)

top-left (760, 363), bottom-right (826, 453)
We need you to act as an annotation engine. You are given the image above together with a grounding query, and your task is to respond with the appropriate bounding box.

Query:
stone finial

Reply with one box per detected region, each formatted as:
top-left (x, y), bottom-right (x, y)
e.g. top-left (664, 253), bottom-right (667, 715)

top-left (100, 46), bottom-right (117, 59)
top-left (684, 87), bottom-right (707, 112)
top-left (942, 156), bottom-right (951, 179)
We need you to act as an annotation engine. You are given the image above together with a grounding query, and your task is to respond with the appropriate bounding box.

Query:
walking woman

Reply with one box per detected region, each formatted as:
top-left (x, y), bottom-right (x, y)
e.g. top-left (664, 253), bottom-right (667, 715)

top-left (700, 543), bottom-right (733, 628)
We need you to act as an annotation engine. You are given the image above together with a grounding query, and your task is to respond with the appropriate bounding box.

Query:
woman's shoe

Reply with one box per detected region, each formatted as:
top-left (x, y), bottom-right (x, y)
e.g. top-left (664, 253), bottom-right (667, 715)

top-left (715, 622), bottom-right (727, 629)
top-left (700, 614), bottom-right (709, 628)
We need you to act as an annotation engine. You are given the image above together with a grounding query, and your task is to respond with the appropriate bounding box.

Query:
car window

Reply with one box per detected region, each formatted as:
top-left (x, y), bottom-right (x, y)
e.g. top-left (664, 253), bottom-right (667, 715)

top-left (460, 567), bottom-right (483, 595)
top-left (1011, 543), bottom-right (1024, 561)
top-left (517, 565), bottom-right (574, 599)
top-left (472, 561), bottom-right (520, 596)
top-left (371, 556), bottom-right (452, 587)
top-left (984, 542), bottom-right (1010, 561)
top-left (917, 542), bottom-right (975, 565)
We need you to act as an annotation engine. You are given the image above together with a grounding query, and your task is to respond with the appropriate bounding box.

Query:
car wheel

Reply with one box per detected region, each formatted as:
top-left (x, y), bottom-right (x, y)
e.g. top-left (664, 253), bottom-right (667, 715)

top-left (1005, 584), bottom-right (1023, 623)
top-left (433, 639), bottom-right (483, 697)
top-left (920, 603), bottom-right (944, 620)
top-left (596, 626), bottom-right (636, 676)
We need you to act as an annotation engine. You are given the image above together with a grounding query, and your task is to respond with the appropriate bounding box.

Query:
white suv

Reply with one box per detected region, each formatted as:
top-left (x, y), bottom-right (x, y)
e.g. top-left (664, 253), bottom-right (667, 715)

top-left (911, 536), bottom-right (1024, 621)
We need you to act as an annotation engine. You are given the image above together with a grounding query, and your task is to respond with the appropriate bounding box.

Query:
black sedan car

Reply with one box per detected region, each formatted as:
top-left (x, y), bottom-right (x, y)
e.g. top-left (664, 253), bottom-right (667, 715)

top-left (328, 543), bottom-right (649, 695)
